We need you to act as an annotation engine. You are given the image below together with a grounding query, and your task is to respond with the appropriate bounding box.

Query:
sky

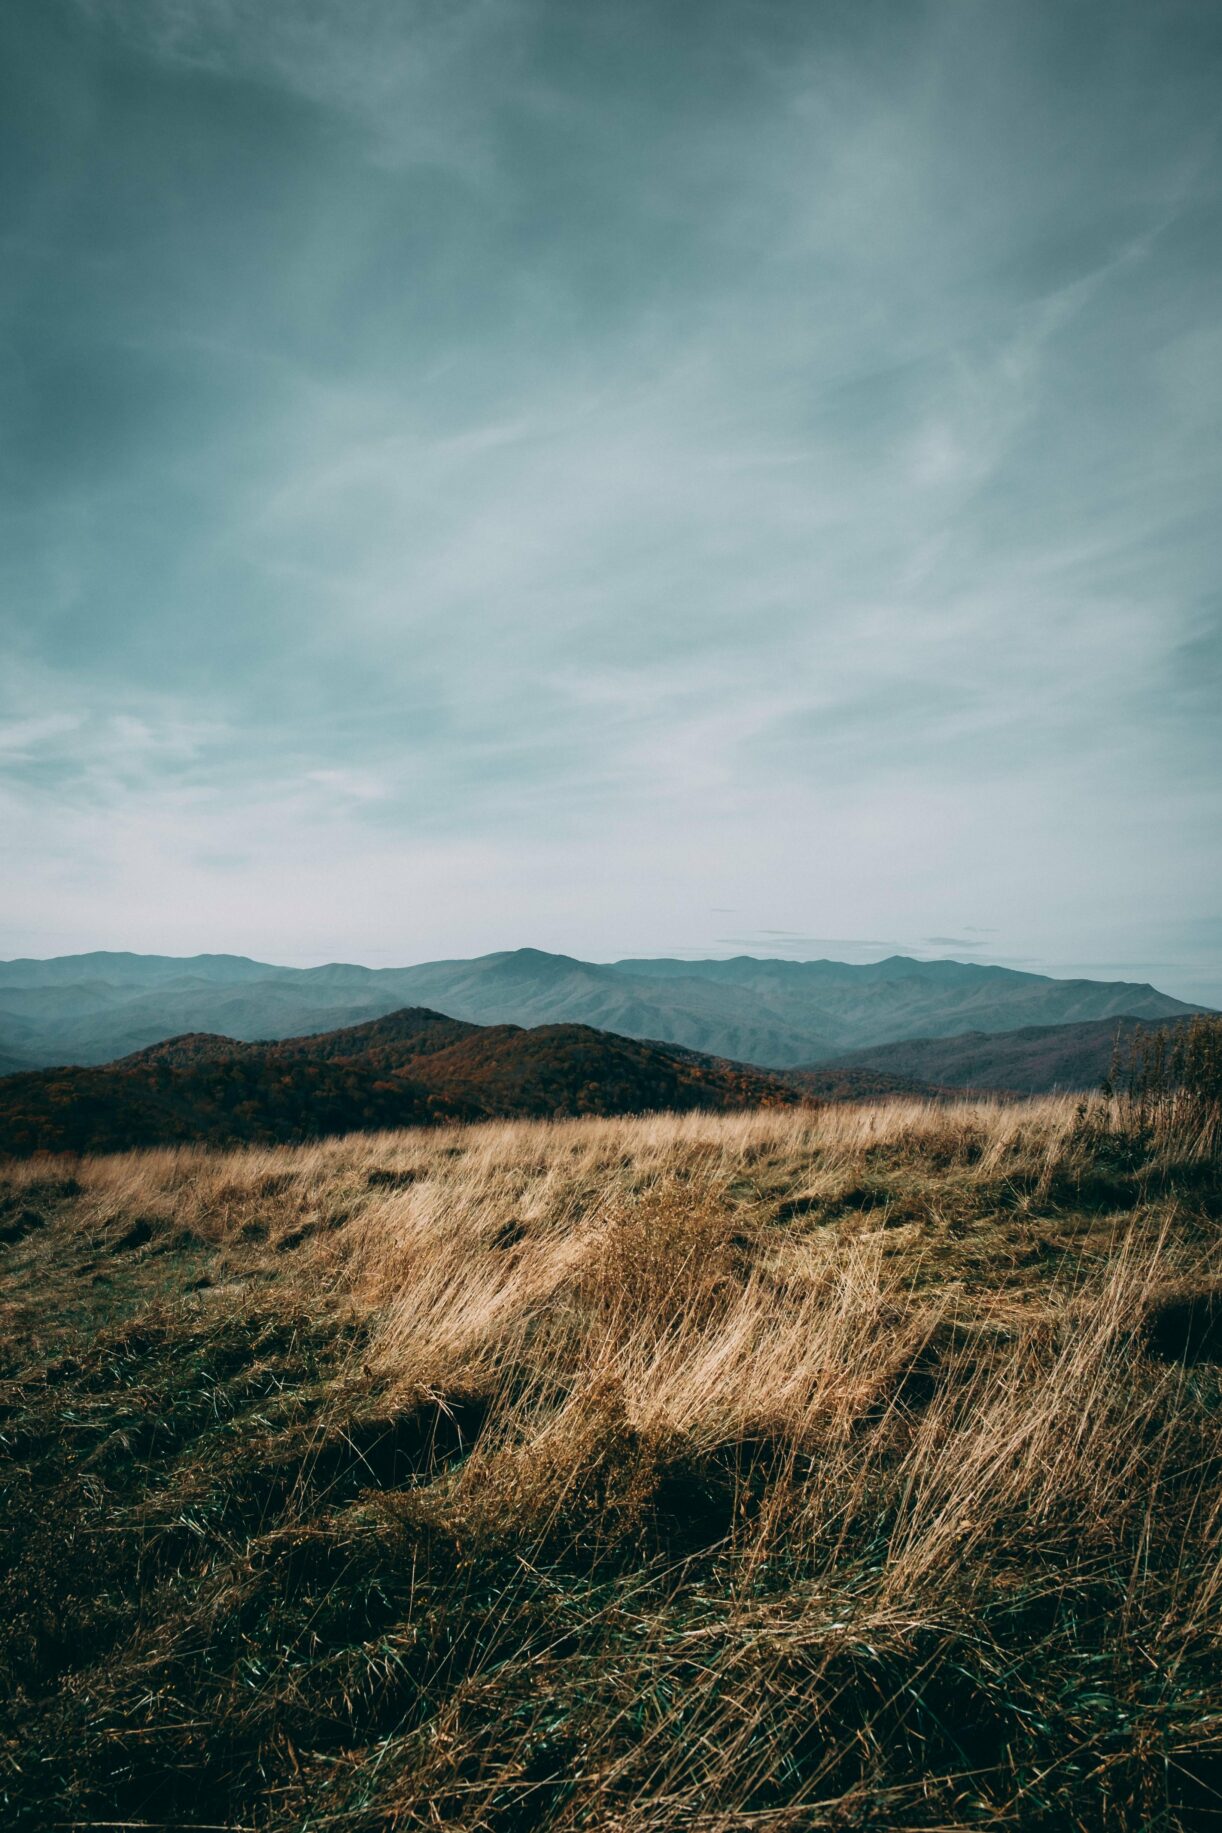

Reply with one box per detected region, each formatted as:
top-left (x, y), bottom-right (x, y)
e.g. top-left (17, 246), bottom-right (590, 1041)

top-left (1, 0), bottom-right (1220, 1004)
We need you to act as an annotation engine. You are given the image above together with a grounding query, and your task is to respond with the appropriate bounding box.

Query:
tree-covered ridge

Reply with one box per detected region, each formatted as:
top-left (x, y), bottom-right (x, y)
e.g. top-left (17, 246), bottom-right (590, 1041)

top-left (0, 1009), bottom-right (800, 1157)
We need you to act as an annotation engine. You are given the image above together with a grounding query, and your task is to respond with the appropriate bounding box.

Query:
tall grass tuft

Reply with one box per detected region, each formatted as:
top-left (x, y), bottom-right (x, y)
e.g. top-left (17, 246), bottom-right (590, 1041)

top-left (1107, 1013), bottom-right (1222, 1161)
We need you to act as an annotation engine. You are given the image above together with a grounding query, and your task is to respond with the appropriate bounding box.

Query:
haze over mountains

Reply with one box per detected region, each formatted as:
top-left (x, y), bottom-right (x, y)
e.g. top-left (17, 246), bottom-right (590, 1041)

top-left (0, 947), bottom-right (1203, 1076)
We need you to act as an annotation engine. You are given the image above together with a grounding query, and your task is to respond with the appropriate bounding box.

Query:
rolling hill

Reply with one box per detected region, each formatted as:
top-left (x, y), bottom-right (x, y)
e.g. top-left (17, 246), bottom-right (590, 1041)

top-left (0, 947), bottom-right (1203, 1071)
top-left (0, 1007), bottom-right (800, 1157)
top-left (822, 1014), bottom-right (1180, 1094)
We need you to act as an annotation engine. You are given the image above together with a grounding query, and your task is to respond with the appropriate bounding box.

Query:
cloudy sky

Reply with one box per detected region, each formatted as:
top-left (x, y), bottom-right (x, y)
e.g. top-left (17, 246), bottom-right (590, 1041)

top-left (2, 0), bottom-right (1220, 1001)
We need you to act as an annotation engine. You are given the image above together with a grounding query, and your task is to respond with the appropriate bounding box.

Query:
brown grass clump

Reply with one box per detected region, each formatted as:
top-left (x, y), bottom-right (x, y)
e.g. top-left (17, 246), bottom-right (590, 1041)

top-left (1107, 1013), bottom-right (1222, 1161)
top-left (1, 1095), bottom-right (1220, 1829)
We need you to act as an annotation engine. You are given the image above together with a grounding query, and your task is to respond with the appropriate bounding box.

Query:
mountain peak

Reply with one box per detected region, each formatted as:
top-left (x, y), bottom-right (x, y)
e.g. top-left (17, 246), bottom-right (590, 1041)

top-left (0, 947), bottom-right (1205, 1074)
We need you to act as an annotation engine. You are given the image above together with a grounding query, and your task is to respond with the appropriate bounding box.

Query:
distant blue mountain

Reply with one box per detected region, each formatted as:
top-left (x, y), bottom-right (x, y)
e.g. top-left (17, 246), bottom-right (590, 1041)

top-left (0, 947), bottom-right (1204, 1074)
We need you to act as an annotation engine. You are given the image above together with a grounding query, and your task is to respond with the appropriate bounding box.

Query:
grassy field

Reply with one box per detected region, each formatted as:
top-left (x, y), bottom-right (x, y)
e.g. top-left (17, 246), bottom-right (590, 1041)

top-left (1, 1094), bottom-right (1220, 1830)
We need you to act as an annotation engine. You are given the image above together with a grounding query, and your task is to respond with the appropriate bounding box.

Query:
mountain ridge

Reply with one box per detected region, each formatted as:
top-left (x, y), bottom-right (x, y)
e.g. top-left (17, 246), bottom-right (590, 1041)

top-left (0, 946), bottom-right (1204, 1072)
top-left (0, 1007), bottom-right (801, 1157)
top-left (819, 1014), bottom-right (1184, 1096)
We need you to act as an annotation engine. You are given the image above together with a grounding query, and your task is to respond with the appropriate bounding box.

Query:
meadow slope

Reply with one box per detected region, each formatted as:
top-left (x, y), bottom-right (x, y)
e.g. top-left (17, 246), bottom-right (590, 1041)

top-left (2, 1094), bottom-right (1220, 1830)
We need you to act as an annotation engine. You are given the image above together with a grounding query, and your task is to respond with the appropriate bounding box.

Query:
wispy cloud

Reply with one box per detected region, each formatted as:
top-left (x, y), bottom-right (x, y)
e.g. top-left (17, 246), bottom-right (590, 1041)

top-left (0, 0), bottom-right (1219, 1000)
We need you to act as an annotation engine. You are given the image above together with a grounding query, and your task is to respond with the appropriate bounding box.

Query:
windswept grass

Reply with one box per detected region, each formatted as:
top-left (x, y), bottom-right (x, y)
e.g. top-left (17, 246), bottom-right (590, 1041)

top-left (2, 1095), bottom-right (1220, 1829)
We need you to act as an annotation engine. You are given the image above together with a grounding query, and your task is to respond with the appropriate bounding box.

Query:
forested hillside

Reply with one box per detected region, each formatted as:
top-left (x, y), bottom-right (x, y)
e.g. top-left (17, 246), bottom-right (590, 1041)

top-left (0, 1008), bottom-right (799, 1156)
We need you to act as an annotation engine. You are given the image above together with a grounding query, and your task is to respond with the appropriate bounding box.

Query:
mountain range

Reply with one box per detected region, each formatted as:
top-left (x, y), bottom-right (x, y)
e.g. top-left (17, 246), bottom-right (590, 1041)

top-left (0, 948), bottom-right (1202, 1073)
top-left (820, 1015), bottom-right (1182, 1097)
top-left (0, 1008), bottom-right (798, 1157)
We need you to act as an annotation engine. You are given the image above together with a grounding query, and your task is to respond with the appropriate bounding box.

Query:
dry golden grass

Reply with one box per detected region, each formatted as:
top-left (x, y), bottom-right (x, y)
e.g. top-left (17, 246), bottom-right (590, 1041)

top-left (2, 1095), bottom-right (1221, 1829)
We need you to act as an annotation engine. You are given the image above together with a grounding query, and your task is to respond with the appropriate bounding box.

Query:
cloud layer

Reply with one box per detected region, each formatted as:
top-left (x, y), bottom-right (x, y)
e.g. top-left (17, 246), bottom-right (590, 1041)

top-left (2, 0), bottom-right (1220, 1000)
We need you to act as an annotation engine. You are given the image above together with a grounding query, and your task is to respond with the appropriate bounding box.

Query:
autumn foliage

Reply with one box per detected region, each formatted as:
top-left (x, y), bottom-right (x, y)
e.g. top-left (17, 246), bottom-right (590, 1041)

top-left (0, 1008), bottom-right (800, 1157)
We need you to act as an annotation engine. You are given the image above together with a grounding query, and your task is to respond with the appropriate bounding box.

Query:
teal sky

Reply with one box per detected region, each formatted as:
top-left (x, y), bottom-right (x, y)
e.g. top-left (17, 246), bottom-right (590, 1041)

top-left (2, 0), bottom-right (1220, 1003)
